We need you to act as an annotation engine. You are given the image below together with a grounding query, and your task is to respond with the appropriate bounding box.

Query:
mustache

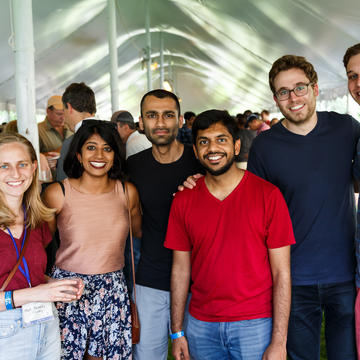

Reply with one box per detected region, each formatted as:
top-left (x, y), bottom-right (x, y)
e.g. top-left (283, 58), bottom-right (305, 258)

top-left (152, 127), bottom-right (170, 133)
top-left (204, 151), bottom-right (226, 159)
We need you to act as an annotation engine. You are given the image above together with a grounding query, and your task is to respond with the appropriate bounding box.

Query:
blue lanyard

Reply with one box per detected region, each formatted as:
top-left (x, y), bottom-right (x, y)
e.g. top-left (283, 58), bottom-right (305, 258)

top-left (6, 207), bottom-right (31, 288)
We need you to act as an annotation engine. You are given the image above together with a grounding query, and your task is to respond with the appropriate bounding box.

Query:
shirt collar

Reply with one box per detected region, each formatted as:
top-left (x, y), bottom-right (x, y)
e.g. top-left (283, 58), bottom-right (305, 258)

top-left (74, 117), bottom-right (96, 133)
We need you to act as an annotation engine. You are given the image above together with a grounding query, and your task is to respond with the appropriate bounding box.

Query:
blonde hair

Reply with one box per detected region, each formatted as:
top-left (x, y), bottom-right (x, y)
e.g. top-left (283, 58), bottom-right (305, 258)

top-left (0, 133), bottom-right (55, 229)
top-left (3, 120), bottom-right (18, 134)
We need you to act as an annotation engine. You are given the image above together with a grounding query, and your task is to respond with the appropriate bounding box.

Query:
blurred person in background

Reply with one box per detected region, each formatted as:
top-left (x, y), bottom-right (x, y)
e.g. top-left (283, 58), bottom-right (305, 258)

top-left (111, 110), bottom-right (151, 159)
top-left (177, 111), bottom-right (196, 145)
top-left (38, 95), bottom-right (73, 174)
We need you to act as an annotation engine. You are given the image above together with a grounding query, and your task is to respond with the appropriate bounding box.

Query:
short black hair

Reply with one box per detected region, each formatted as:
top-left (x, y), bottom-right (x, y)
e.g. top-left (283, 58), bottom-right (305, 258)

top-left (140, 89), bottom-right (181, 118)
top-left (62, 82), bottom-right (96, 114)
top-left (184, 111), bottom-right (196, 121)
top-left (192, 110), bottom-right (239, 144)
top-left (64, 120), bottom-right (125, 179)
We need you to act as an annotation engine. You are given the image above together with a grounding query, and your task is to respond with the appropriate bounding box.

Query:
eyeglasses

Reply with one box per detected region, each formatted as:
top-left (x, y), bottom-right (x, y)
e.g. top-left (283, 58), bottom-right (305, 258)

top-left (275, 82), bottom-right (312, 101)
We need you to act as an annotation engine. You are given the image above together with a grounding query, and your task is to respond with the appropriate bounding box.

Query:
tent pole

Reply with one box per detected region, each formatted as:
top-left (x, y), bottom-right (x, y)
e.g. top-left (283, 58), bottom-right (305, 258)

top-left (160, 32), bottom-right (164, 88)
top-left (145, 0), bottom-right (152, 91)
top-left (107, 0), bottom-right (119, 113)
top-left (12, 0), bottom-right (39, 155)
top-left (168, 61), bottom-right (173, 89)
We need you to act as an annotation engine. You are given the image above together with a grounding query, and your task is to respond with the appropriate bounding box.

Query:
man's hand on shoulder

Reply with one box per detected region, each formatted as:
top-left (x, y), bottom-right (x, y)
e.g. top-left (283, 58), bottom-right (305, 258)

top-left (176, 173), bottom-right (203, 193)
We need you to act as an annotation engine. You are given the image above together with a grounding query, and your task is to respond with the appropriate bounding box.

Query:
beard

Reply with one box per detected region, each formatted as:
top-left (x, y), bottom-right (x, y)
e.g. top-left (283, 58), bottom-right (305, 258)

top-left (199, 152), bottom-right (235, 176)
top-left (143, 126), bottom-right (178, 146)
top-left (279, 96), bottom-right (317, 126)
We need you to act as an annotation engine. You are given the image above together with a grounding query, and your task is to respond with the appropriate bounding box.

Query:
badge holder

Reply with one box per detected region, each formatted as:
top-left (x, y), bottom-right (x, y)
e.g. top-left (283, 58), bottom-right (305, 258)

top-left (22, 302), bottom-right (54, 327)
top-left (3, 209), bottom-right (55, 328)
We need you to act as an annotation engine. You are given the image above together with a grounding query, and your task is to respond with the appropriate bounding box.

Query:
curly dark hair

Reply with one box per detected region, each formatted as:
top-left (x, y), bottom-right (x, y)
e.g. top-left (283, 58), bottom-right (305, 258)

top-left (269, 55), bottom-right (318, 94)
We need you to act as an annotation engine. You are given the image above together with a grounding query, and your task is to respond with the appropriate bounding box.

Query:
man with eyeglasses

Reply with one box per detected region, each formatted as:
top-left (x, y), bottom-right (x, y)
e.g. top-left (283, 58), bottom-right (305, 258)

top-left (126, 89), bottom-right (201, 360)
top-left (345, 43), bottom-right (360, 358)
top-left (247, 55), bottom-right (360, 360)
top-left (38, 95), bottom-right (73, 175)
top-left (38, 95), bottom-right (73, 154)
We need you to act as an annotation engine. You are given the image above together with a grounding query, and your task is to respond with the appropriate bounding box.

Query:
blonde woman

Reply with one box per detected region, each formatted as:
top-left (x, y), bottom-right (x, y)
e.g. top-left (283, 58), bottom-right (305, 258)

top-left (0, 133), bottom-right (82, 360)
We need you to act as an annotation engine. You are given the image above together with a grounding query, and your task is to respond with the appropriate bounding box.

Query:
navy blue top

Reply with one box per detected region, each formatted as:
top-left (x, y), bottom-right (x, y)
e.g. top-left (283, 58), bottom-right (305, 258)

top-left (352, 140), bottom-right (360, 288)
top-left (248, 112), bottom-right (360, 285)
top-left (176, 126), bottom-right (193, 145)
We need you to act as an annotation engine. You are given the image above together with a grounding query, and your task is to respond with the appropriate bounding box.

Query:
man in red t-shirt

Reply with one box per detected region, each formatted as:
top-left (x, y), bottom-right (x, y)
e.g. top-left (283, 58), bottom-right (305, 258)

top-left (164, 110), bottom-right (295, 360)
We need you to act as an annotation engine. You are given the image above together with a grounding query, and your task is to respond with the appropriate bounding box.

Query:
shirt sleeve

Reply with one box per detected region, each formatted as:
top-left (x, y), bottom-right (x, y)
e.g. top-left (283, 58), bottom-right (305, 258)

top-left (352, 117), bottom-right (360, 145)
top-left (265, 187), bottom-right (296, 249)
top-left (56, 138), bottom-right (69, 181)
top-left (354, 138), bottom-right (360, 181)
top-left (247, 141), bottom-right (268, 181)
top-left (164, 193), bottom-right (192, 251)
top-left (352, 117), bottom-right (360, 181)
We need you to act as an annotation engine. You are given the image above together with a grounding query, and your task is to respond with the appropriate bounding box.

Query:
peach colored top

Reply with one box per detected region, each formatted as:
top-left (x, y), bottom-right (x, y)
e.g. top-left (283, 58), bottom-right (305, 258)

top-left (55, 178), bottom-right (129, 274)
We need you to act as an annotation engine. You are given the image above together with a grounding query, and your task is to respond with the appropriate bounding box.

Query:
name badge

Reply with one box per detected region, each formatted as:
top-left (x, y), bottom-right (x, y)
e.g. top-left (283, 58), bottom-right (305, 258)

top-left (22, 302), bottom-right (54, 327)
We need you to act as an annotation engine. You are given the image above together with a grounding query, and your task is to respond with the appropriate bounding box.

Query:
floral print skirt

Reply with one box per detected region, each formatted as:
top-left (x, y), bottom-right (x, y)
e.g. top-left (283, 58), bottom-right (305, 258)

top-left (51, 266), bottom-right (132, 360)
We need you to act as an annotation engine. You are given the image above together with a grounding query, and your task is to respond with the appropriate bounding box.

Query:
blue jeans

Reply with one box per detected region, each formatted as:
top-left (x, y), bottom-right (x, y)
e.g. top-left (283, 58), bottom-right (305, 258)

top-left (133, 285), bottom-right (190, 360)
top-left (186, 314), bottom-right (272, 360)
top-left (287, 281), bottom-right (356, 360)
top-left (0, 305), bottom-right (61, 360)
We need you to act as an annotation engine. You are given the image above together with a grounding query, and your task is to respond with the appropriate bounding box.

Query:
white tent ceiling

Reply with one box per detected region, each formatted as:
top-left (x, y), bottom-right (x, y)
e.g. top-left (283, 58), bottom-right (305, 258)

top-left (0, 0), bottom-right (359, 119)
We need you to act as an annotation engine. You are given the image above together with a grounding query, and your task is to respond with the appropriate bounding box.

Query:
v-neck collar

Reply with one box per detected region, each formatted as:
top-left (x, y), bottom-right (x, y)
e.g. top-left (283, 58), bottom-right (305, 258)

top-left (201, 171), bottom-right (248, 204)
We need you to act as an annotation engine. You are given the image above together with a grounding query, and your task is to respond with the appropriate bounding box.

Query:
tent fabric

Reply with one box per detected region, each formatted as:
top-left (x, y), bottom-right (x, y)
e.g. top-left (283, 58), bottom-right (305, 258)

top-left (0, 0), bottom-right (359, 118)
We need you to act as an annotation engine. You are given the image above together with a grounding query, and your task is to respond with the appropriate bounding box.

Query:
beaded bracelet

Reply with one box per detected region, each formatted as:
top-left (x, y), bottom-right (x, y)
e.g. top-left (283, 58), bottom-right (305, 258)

top-left (4, 291), bottom-right (13, 310)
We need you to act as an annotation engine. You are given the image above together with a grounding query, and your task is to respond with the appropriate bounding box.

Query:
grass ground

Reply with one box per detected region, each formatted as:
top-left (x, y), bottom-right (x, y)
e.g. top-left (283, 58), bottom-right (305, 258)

top-left (167, 322), bottom-right (328, 359)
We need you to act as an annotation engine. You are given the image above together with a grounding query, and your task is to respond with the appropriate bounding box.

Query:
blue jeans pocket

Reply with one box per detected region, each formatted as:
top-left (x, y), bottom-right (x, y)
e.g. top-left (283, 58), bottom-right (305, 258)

top-left (0, 318), bottom-right (21, 339)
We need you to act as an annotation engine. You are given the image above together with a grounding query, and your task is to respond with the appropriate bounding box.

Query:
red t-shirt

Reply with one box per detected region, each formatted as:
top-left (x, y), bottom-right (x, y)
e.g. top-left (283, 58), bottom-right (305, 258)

top-left (0, 222), bottom-right (52, 291)
top-left (165, 171), bottom-right (295, 322)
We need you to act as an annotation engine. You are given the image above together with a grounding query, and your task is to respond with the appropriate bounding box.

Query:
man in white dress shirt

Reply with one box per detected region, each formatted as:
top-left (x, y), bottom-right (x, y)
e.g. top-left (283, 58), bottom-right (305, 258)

top-left (111, 110), bottom-right (151, 159)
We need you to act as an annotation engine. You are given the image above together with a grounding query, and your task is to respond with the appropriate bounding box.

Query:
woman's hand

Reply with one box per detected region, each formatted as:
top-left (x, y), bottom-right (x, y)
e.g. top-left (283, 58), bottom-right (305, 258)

top-left (35, 280), bottom-right (80, 302)
top-left (12, 279), bottom-right (83, 307)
